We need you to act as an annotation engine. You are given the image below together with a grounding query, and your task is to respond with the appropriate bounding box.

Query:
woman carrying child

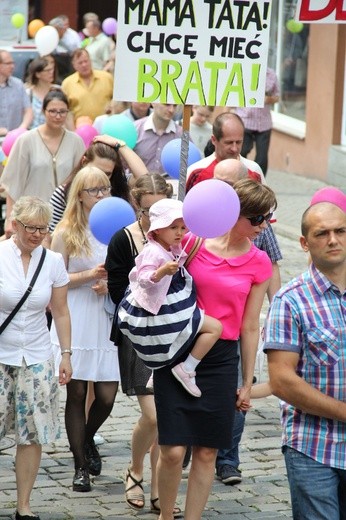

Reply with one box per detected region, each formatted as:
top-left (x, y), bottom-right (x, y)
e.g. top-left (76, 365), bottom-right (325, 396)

top-left (117, 199), bottom-right (222, 397)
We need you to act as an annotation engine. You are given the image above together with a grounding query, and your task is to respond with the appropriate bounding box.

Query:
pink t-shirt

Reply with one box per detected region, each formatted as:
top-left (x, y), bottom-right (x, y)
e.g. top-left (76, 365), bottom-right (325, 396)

top-left (184, 234), bottom-right (272, 340)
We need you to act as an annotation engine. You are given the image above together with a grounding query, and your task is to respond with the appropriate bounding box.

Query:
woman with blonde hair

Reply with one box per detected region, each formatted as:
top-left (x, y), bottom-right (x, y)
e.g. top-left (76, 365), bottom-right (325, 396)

top-left (49, 134), bottom-right (147, 233)
top-left (0, 196), bottom-right (72, 519)
top-left (50, 166), bottom-right (119, 492)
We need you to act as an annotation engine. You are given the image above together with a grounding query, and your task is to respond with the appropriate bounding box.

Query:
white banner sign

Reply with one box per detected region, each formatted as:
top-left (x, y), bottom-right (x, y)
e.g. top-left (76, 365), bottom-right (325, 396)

top-left (296, 0), bottom-right (346, 22)
top-left (114, 0), bottom-right (272, 108)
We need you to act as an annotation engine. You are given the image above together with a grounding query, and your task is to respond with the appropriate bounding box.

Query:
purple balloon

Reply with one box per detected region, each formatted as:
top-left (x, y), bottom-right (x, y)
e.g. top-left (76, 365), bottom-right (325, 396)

top-left (102, 17), bottom-right (117, 36)
top-left (89, 197), bottom-right (136, 245)
top-left (161, 138), bottom-right (202, 179)
top-left (183, 179), bottom-right (240, 238)
top-left (75, 125), bottom-right (98, 148)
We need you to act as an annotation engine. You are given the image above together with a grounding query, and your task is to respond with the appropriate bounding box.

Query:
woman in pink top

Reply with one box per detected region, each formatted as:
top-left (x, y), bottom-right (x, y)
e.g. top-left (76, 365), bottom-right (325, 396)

top-left (154, 178), bottom-right (277, 520)
top-left (118, 199), bottom-right (222, 398)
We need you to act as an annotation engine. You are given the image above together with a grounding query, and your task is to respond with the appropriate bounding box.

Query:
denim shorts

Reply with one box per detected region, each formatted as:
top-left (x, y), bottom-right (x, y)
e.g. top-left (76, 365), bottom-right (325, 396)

top-left (0, 358), bottom-right (61, 445)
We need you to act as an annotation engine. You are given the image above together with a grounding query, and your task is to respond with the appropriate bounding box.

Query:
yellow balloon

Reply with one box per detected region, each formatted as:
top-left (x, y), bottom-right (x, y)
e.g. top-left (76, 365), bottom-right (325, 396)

top-left (286, 19), bottom-right (304, 33)
top-left (11, 13), bottom-right (25, 29)
top-left (28, 19), bottom-right (45, 38)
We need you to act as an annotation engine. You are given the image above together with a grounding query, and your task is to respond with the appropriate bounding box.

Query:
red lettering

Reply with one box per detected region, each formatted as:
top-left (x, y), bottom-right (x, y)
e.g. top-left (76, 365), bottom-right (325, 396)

top-left (298, 0), bottom-right (346, 21)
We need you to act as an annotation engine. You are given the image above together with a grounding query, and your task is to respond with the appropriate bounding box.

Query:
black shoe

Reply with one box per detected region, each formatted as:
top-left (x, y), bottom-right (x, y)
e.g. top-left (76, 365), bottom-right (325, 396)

top-left (15, 513), bottom-right (40, 520)
top-left (182, 446), bottom-right (192, 469)
top-left (72, 467), bottom-right (91, 492)
top-left (216, 465), bottom-right (242, 485)
top-left (85, 439), bottom-right (102, 476)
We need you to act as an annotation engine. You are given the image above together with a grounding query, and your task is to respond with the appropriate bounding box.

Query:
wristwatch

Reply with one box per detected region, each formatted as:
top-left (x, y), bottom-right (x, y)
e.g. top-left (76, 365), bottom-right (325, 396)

top-left (114, 140), bottom-right (126, 151)
top-left (61, 349), bottom-right (72, 356)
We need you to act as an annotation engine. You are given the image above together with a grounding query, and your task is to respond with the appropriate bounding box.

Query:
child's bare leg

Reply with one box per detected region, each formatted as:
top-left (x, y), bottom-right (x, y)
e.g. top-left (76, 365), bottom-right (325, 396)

top-left (190, 315), bottom-right (222, 360)
top-left (171, 316), bottom-right (221, 398)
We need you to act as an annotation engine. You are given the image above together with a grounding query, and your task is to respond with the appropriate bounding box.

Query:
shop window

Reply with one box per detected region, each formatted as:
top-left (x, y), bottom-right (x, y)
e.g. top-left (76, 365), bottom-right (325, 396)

top-left (268, 0), bottom-right (309, 124)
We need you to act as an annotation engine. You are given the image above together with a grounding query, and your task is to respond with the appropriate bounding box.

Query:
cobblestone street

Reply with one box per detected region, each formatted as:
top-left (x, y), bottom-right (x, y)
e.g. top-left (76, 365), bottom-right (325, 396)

top-left (0, 169), bottom-right (328, 519)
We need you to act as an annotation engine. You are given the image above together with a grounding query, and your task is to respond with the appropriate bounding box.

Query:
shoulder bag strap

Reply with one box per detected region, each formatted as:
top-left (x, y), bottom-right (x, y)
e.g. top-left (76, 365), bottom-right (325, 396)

top-left (0, 248), bottom-right (46, 335)
top-left (123, 227), bottom-right (139, 258)
top-left (185, 237), bottom-right (203, 268)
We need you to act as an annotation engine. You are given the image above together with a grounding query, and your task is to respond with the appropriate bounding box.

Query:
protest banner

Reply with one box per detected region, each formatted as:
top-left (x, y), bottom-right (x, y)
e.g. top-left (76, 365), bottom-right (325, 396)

top-left (114, 0), bottom-right (272, 108)
top-left (296, 0), bottom-right (346, 22)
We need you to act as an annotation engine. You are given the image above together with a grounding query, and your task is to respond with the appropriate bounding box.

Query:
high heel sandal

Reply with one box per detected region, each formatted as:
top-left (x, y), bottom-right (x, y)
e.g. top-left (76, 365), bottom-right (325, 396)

top-left (125, 468), bottom-right (145, 510)
top-left (150, 498), bottom-right (182, 518)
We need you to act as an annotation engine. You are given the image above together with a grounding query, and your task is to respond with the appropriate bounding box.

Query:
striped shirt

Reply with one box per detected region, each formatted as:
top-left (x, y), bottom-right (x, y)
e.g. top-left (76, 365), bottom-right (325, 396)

top-left (264, 264), bottom-right (346, 469)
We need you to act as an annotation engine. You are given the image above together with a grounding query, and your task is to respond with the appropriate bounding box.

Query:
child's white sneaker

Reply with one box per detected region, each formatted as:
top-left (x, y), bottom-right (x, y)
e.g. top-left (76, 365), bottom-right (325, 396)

top-left (171, 363), bottom-right (201, 397)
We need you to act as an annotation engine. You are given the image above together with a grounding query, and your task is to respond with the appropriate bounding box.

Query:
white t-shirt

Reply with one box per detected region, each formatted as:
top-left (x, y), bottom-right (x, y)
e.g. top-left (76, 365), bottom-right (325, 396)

top-left (0, 239), bottom-right (69, 366)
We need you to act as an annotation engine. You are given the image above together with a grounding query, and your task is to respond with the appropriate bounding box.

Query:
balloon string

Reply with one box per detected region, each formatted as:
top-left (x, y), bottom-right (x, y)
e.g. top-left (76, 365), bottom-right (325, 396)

top-left (177, 233), bottom-right (193, 263)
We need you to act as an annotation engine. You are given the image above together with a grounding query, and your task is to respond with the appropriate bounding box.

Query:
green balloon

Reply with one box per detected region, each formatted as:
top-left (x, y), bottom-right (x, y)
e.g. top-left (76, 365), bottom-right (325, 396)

top-left (286, 19), bottom-right (304, 34)
top-left (11, 13), bottom-right (25, 29)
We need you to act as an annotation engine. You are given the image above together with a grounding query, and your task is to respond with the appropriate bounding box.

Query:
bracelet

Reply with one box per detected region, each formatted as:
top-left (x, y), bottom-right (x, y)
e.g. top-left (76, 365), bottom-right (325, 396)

top-left (61, 349), bottom-right (72, 356)
top-left (114, 140), bottom-right (126, 152)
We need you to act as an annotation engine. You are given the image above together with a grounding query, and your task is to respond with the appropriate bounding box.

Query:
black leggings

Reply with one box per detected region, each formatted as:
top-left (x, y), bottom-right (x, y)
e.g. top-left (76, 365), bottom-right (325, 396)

top-left (65, 379), bottom-right (118, 469)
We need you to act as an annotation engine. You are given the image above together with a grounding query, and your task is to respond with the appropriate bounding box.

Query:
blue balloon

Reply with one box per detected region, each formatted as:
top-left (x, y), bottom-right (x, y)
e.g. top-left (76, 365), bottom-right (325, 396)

top-left (161, 138), bottom-right (202, 179)
top-left (89, 197), bottom-right (136, 245)
top-left (102, 115), bottom-right (138, 149)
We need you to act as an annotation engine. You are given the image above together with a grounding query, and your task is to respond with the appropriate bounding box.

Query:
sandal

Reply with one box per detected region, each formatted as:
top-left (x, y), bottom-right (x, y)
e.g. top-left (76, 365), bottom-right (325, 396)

top-left (125, 468), bottom-right (145, 510)
top-left (150, 498), bottom-right (182, 518)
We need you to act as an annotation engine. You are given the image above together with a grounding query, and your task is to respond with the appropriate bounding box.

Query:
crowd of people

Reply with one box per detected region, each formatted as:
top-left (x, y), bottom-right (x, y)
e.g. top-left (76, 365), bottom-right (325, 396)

top-left (0, 10), bottom-right (346, 520)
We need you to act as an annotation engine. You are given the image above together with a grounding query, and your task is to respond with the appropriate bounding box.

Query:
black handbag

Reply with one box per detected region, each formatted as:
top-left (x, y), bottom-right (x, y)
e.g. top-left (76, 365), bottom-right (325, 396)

top-left (0, 248), bottom-right (46, 335)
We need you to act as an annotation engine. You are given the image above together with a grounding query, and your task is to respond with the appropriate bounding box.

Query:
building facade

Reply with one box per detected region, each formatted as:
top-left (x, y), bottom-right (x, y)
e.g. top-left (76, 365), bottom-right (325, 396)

top-left (268, 1), bottom-right (346, 188)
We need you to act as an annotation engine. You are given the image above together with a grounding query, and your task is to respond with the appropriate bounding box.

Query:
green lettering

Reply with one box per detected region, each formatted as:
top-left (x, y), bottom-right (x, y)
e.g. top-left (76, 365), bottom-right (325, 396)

top-left (219, 63), bottom-right (245, 106)
top-left (160, 60), bottom-right (184, 103)
top-left (204, 61), bottom-right (227, 105)
top-left (180, 61), bottom-right (206, 104)
top-left (137, 59), bottom-right (161, 102)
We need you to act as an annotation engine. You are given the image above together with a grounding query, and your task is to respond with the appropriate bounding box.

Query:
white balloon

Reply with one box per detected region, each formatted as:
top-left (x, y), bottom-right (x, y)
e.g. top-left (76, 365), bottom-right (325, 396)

top-left (35, 26), bottom-right (59, 56)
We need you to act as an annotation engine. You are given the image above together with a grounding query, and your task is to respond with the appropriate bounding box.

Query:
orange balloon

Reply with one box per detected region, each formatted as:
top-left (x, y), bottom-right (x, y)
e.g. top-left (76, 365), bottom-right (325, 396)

top-left (28, 19), bottom-right (45, 38)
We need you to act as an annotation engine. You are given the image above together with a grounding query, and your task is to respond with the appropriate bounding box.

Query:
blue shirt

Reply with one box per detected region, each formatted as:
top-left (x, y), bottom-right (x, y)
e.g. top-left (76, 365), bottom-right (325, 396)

top-left (0, 76), bottom-right (30, 131)
top-left (264, 264), bottom-right (346, 469)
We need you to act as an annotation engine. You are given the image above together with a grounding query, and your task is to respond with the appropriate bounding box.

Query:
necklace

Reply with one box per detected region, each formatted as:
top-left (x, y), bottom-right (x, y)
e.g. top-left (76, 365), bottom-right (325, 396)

top-left (137, 218), bottom-right (148, 245)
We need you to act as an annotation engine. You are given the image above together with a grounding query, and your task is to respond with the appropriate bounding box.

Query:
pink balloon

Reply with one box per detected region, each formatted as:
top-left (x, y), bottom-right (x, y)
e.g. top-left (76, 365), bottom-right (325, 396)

top-left (102, 17), bottom-right (117, 36)
top-left (2, 127), bottom-right (27, 156)
top-left (183, 179), bottom-right (240, 238)
top-left (75, 125), bottom-right (98, 148)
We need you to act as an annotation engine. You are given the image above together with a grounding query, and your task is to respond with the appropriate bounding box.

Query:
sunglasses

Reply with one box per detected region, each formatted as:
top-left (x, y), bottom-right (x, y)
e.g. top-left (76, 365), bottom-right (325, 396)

top-left (247, 212), bottom-right (273, 226)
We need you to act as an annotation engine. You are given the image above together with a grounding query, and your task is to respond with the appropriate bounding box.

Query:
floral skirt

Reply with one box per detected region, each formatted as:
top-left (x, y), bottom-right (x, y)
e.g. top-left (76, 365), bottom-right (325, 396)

top-left (0, 358), bottom-right (60, 445)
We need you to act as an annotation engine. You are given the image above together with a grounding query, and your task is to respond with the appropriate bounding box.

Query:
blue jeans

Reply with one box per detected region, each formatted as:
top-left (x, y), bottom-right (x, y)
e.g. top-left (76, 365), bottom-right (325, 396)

top-left (216, 409), bottom-right (246, 469)
top-left (216, 346), bottom-right (245, 470)
top-left (284, 446), bottom-right (346, 520)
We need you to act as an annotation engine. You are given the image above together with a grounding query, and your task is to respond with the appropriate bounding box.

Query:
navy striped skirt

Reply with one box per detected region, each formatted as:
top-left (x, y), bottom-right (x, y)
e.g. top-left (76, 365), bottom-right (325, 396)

top-left (117, 269), bottom-right (203, 369)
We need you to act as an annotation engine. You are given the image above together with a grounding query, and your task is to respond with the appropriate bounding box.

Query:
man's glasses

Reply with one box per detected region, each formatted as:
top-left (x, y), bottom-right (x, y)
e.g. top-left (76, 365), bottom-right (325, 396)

top-left (82, 186), bottom-right (111, 197)
top-left (46, 109), bottom-right (69, 117)
top-left (17, 220), bottom-right (49, 234)
top-left (247, 212), bottom-right (273, 226)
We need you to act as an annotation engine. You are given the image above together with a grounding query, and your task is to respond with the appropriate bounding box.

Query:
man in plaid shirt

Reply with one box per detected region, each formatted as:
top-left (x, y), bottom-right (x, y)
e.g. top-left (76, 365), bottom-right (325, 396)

top-left (265, 198), bottom-right (346, 519)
